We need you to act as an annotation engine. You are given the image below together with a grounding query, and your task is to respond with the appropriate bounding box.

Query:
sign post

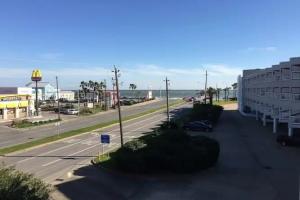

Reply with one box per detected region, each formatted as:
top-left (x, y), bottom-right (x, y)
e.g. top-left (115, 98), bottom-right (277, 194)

top-left (100, 134), bottom-right (110, 156)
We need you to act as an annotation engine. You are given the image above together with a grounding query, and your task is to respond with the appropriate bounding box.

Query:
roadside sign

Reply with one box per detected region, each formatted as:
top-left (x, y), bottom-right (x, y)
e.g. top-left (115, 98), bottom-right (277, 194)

top-left (100, 134), bottom-right (110, 144)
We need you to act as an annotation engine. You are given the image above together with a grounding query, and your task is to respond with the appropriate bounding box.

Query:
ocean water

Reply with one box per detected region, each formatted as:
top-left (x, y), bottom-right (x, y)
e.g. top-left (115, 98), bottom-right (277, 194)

top-left (120, 90), bottom-right (237, 99)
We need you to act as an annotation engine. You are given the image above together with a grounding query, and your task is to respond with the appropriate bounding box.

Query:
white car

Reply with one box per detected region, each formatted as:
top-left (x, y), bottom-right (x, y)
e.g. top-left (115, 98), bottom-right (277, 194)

top-left (65, 109), bottom-right (79, 115)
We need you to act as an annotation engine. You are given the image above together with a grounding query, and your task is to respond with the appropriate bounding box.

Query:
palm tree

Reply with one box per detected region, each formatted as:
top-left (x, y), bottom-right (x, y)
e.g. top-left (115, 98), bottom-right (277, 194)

top-left (88, 80), bottom-right (95, 108)
top-left (207, 87), bottom-right (216, 105)
top-left (95, 81), bottom-right (105, 108)
top-left (216, 88), bottom-right (222, 102)
top-left (80, 81), bottom-right (88, 102)
top-left (232, 83), bottom-right (238, 98)
top-left (129, 83), bottom-right (137, 98)
top-left (223, 87), bottom-right (231, 101)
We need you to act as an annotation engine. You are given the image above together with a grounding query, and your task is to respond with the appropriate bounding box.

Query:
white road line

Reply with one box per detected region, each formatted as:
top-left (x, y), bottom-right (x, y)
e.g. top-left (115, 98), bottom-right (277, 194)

top-left (39, 114), bottom-right (164, 167)
top-left (42, 143), bottom-right (100, 167)
top-left (16, 113), bottom-right (163, 164)
top-left (16, 135), bottom-right (98, 164)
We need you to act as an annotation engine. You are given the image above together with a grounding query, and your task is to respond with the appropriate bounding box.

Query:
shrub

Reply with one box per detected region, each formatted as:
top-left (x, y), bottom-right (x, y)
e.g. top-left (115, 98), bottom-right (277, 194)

top-left (79, 107), bottom-right (93, 115)
top-left (191, 104), bottom-right (223, 123)
top-left (104, 129), bottom-right (220, 174)
top-left (0, 166), bottom-right (51, 200)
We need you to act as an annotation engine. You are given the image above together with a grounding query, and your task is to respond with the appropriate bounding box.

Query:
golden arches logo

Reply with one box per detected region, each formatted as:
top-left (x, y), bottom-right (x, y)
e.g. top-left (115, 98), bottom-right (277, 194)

top-left (31, 69), bottom-right (42, 81)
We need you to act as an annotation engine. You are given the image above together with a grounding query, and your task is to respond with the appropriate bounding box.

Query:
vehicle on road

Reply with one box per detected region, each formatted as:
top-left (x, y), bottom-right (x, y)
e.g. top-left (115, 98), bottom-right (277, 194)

top-left (276, 135), bottom-right (300, 147)
top-left (183, 120), bottom-right (213, 132)
top-left (64, 109), bottom-right (79, 115)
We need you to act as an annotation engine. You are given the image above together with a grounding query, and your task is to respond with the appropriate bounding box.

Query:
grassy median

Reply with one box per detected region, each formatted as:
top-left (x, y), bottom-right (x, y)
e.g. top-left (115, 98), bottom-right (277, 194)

top-left (0, 100), bottom-right (184, 155)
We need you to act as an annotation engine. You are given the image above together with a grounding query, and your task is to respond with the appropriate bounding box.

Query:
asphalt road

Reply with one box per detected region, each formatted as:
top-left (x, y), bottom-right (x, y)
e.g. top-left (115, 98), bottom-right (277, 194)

top-left (0, 103), bottom-right (190, 186)
top-left (0, 99), bottom-right (178, 148)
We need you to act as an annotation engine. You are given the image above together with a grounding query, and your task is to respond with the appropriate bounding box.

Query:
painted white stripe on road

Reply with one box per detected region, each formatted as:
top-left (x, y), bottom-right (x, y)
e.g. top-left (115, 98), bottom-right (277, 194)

top-left (39, 114), bottom-right (164, 167)
top-left (16, 114), bottom-right (163, 164)
top-left (42, 143), bottom-right (100, 167)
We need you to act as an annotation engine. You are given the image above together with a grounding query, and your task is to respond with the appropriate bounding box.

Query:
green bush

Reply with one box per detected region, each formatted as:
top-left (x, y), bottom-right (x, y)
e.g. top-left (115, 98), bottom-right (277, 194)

top-left (0, 166), bottom-right (51, 200)
top-left (103, 129), bottom-right (220, 174)
top-left (191, 104), bottom-right (223, 123)
top-left (79, 107), bottom-right (93, 115)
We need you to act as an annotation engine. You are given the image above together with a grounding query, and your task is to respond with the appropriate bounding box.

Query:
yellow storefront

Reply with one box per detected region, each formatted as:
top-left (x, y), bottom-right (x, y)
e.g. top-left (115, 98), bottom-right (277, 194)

top-left (0, 95), bottom-right (31, 120)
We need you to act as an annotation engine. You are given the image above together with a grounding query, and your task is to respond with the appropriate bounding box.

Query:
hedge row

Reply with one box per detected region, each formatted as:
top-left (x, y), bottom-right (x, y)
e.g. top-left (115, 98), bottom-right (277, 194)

top-left (101, 129), bottom-right (220, 173)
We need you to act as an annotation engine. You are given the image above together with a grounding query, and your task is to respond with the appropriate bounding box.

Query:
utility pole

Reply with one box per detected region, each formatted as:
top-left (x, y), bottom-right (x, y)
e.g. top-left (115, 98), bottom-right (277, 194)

top-left (112, 66), bottom-right (124, 147)
top-left (104, 79), bottom-right (107, 111)
top-left (164, 77), bottom-right (170, 122)
top-left (204, 70), bottom-right (207, 104)
top-left (56, 76), bottom-right (61, 120)
top-left (112, 78), bottom-right (116, 108)
top-left (78, 89), bottom-right (80, 116)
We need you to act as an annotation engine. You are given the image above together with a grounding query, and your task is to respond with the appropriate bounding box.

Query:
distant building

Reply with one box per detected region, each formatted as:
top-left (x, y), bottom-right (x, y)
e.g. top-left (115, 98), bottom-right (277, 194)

top-left (59, 90), bottom-right (75, 101)
top-left (0, 87), bottom-right (33, 120)
top-left (25, 82), bottom-right (56, 101)
top-left (238, 57), bottom-right (300, 136)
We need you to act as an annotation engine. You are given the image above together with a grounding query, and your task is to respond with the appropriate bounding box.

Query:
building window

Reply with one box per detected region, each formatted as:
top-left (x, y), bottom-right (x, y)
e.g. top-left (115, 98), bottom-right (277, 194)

top-left (273, 70), bottom-right (281, 81)
top-left (280, 87), bottom-right (290, 100)
top-left (292, 87), bottom-right (300, 102)
top-left (281, 68), bottom-right (291, 80)
top-left (292, 72), bottom-right (300, 80)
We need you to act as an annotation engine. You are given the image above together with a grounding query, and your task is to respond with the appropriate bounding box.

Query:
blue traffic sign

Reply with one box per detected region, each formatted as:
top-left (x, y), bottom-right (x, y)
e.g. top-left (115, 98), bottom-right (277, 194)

top-left (100, 134), bottom-right (110, 144)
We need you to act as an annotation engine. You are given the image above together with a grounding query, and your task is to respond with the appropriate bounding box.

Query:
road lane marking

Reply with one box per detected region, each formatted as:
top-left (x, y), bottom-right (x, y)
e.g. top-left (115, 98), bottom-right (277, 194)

top-left (42, 143), bottom-right (100, 167)
top-left (37, 114), bottom-right (164, 167)
top-left (15, 114), bottom-right (164, 164)
top-left (41, 116), bottom-right (166, 167)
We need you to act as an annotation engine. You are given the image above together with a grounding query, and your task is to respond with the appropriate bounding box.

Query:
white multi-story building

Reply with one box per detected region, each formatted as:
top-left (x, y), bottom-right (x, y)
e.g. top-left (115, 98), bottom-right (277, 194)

top-left (238, 57), bottom-right (300, 136)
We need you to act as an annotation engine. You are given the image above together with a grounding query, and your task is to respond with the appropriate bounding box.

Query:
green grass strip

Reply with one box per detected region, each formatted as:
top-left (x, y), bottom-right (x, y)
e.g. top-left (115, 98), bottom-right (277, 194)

top-left (0, 100), bottom-right (184, 155)
top-left (213, 100), bottom-right (237, 106)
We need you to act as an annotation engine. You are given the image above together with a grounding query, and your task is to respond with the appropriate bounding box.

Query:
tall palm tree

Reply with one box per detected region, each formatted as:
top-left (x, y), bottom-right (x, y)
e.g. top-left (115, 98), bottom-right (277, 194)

top-left (223, 87), bottom-right (231, 101)
top-left (216, 88), bottom-right (222, 102)
top-left (207, 87), bottom-right (216, 105)
top-left (80, 81), bottom-right (88, 102)
top-left (88, 80), bottom-right (95, 108)
top-left (129, 83), bottom-right (137, 97)
top-left (96, 81), bottom-right (105, 107)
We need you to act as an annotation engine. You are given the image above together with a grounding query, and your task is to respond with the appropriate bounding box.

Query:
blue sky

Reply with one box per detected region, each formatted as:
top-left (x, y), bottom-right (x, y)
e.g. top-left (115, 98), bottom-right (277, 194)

top-left (0, 0), bottom-right (299, 89)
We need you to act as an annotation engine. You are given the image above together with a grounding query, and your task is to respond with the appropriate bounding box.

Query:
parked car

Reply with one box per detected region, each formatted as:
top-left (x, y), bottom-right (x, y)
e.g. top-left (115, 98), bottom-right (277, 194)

top-left (276, 135), bottom-right (300, 147)
top-left (183, 121), bottom-right (213, 132)
top-left (65, 109), bottom-right (79, 115)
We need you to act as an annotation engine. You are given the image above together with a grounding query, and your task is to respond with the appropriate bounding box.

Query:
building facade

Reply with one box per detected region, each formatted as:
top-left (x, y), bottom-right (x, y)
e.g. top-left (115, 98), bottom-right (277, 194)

top-left (0, 87), bottom-right (33, 120)
top-left (59, 90), bottom-right (75, 101)
top-left (238, 57), bottom-right (300, 136)
top-left (25, 82), bottom-right (57, 100)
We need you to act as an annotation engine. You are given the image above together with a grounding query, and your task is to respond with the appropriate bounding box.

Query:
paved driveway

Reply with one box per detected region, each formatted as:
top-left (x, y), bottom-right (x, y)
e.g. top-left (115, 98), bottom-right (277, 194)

top-left (53, 103), bottom-right (300, 200)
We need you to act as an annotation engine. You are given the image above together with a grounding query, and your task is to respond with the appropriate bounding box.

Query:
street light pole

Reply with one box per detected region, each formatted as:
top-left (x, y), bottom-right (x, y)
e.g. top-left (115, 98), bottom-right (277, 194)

top-left (113, 66), bottom-right (124, 147)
